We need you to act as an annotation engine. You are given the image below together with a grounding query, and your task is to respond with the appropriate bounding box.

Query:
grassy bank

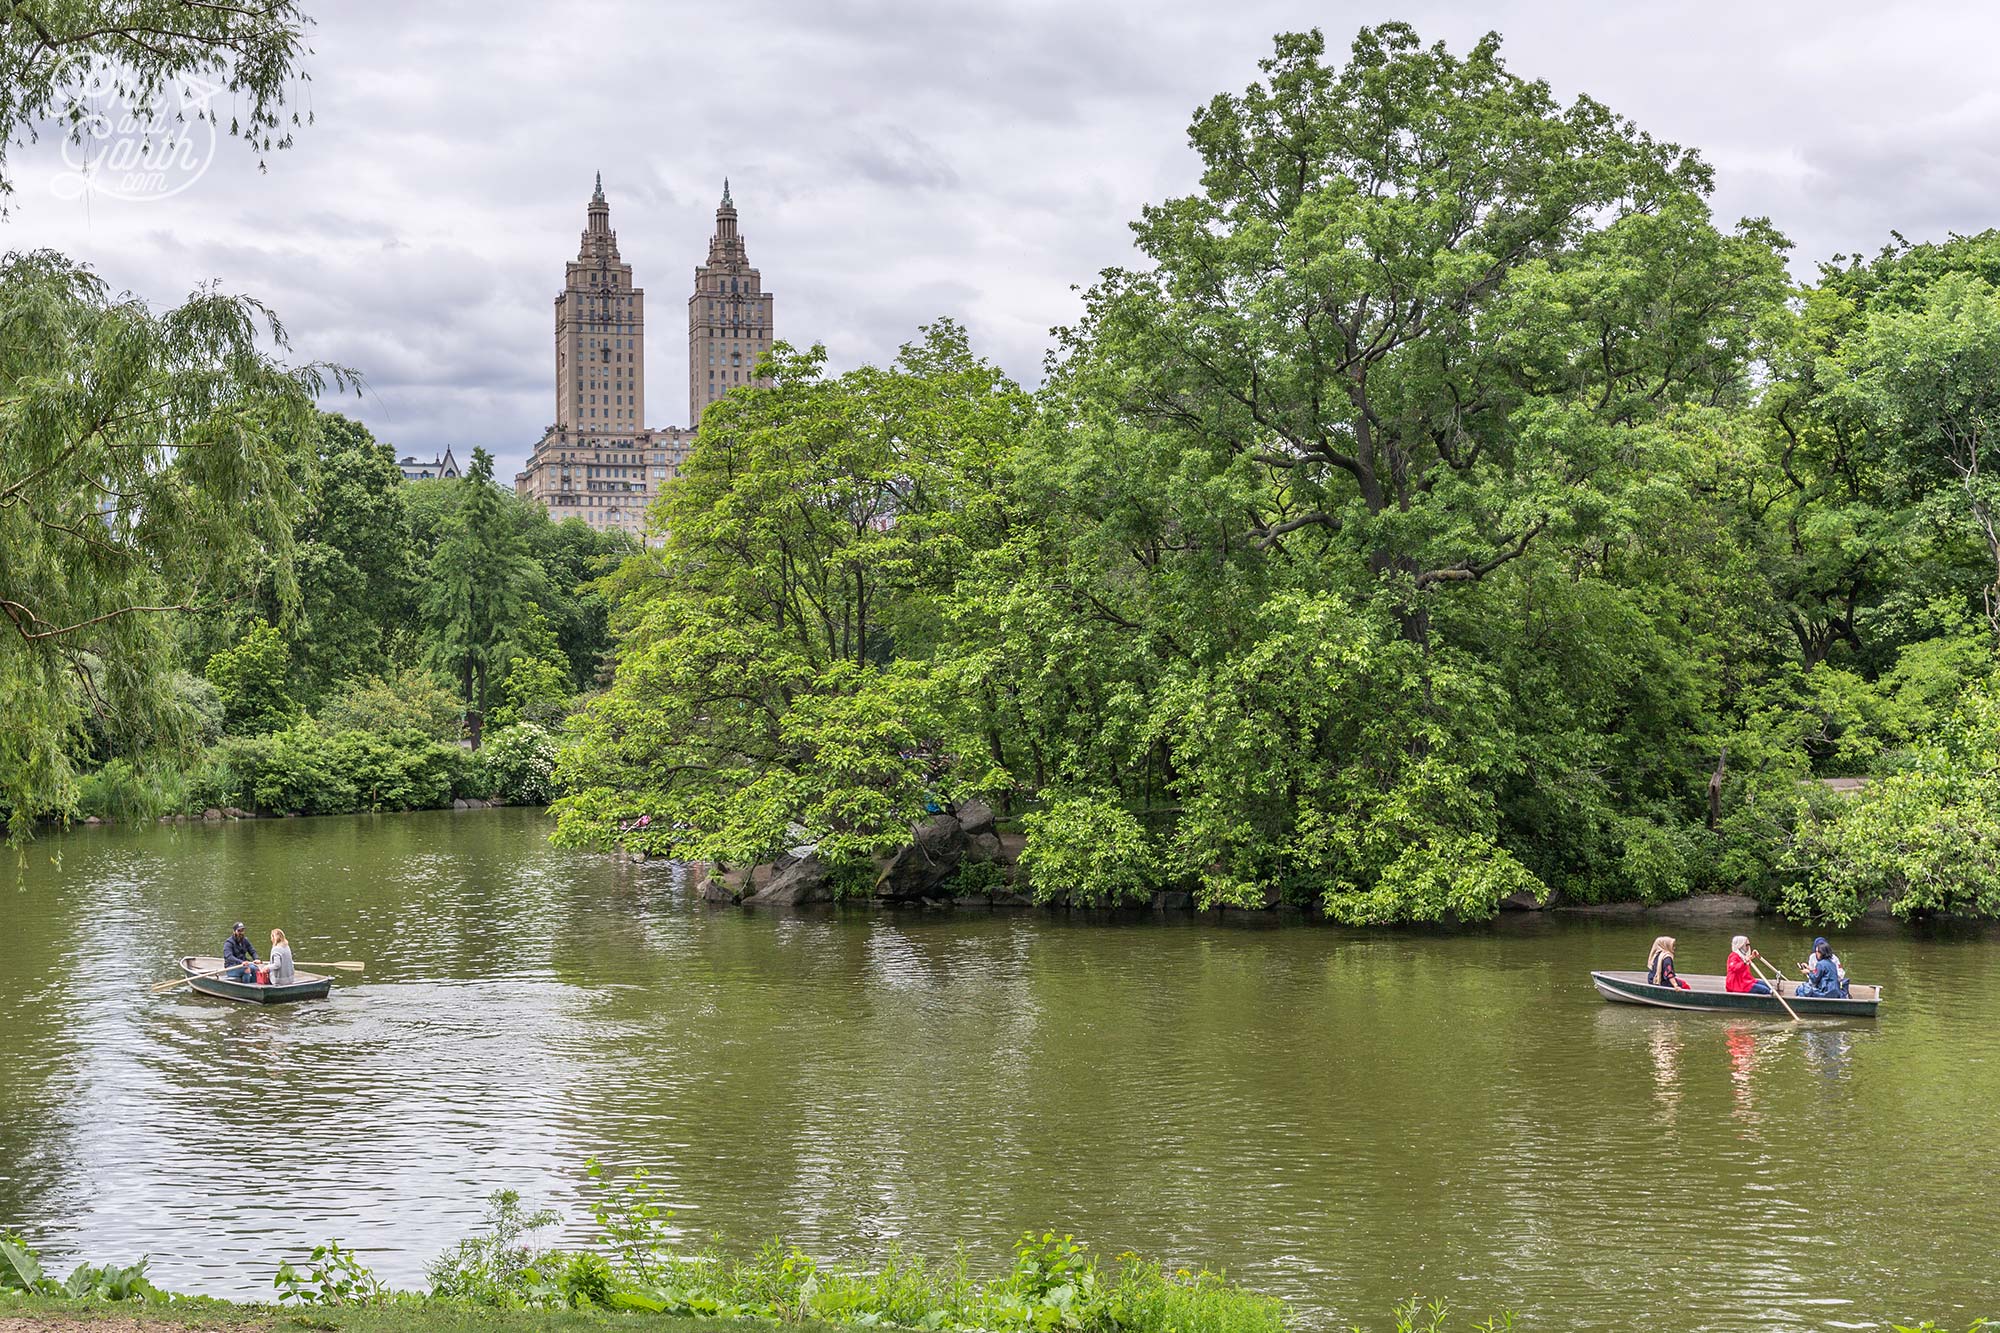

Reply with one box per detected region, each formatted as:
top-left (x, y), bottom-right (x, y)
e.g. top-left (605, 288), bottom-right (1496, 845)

top-left (0, 1293), bottom-right (832, 1333)
top-left (1, 1189), bottom-right (1296, 1333)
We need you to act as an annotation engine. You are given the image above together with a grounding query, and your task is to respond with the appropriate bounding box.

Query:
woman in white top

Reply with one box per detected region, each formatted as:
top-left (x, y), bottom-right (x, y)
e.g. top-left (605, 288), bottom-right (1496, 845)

top-left (268, 928), bottom-right (295, 985)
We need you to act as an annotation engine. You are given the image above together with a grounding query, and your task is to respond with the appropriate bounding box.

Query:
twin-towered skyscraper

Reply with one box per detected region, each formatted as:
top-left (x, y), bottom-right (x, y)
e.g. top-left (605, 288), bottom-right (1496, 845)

top-left (691, 179), bottom-right (776, 427)
top-left (515, 177), bottom-right (777, 538)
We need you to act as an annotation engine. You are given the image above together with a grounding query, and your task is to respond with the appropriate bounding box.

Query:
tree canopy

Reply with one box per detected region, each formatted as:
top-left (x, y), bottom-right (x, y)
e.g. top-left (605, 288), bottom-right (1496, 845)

top-left (0, 250), bottom-right (339, 837)
top-left (552, 26), bottom-right (2000, 924)
top-left (0, 0), bottom-right (313, 207)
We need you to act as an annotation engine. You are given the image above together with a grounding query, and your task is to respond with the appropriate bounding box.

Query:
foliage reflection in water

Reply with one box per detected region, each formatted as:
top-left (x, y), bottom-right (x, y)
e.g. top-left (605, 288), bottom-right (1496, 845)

top-left (1, 810), bottom-right (1996, 1333)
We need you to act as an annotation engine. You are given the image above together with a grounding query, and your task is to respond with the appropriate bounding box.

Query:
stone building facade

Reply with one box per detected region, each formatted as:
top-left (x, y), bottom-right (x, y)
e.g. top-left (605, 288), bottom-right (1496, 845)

top-left (397, 446), bottom-right (460, 481)
top-left (515, 177), bottom-right (775, 539)
top-left (688, 179), bottom-right (776, 427)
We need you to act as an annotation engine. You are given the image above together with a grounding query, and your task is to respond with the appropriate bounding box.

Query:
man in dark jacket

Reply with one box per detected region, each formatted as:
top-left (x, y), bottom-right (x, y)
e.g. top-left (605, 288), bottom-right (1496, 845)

top-left (223, 922), bottom-right (258, 981)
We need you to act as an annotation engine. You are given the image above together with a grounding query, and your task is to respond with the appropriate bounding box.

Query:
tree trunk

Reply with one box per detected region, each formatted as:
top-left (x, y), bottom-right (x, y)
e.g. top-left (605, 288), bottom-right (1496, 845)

top-left (1707, 746), bottom-right (1728, 831)
top-left (468, 660), bottom-right (487, 750)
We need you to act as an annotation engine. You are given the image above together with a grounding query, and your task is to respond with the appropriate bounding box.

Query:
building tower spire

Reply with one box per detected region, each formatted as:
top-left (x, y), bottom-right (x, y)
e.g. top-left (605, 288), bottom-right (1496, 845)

top-left (585, 172), bottom-right (610, 238)
top-left (690, 178), bottom-right (773, 426)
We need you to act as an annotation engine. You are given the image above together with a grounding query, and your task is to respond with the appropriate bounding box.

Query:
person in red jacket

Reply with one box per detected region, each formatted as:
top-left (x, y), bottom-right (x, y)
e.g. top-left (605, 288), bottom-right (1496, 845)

top-left (1725, 935), bottom-right (1772, 994)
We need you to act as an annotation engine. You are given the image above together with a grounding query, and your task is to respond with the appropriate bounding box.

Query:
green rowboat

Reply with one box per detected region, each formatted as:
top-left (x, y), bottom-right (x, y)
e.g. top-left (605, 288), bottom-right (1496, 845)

top-left (179, 954), bottom-right (333, 1005)
top-left (1591, 969), bottom-right (1881, 1018)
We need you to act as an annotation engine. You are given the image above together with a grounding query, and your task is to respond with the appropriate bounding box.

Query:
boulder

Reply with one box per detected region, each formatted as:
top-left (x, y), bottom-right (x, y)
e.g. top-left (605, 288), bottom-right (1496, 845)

top-left (1646, 893), bottom-right (1762, 921)
top-left (84, 815), bottom-right (102, 825)
top-left (956, 798), bottom-right (996, 836)
top-left (696, 865), bottom-right (747, 904)
top-left (202, 807), bottom-right (222, 821)
top-left (1559, 892), bottom-right (1761, 920)
top-left (964, 830), bottom-right (1004, 862)
top-left (1499, 890), bottom-right (1543, 912)
top-left (746, 855), bottom-right (835, 907)
top-left (876, 814), bottom-right (968, 900)
top-left (452, 798), bottom-right (469, 811)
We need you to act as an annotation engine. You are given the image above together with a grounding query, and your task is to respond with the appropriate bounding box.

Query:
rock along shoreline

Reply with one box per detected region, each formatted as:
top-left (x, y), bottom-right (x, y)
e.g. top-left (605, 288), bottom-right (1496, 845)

top-left (681, 800), bottom-right (1816, 920)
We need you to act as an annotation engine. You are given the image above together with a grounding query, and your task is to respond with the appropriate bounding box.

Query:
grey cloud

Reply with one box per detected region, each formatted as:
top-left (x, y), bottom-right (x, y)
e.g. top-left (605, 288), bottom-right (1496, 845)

top-left (8, 0), bottom-right (2000, 481)
top-left (840, 127), bottom-right (960, 191)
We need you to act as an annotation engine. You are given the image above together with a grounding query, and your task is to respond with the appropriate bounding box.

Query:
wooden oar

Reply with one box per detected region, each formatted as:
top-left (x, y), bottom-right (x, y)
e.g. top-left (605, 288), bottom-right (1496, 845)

top-left (1749, 952), bottom-right (1802, 1023)
top-left (151, 963), bottom-right (235, 993)
top-left (150, 959), bottom-right (365, 993)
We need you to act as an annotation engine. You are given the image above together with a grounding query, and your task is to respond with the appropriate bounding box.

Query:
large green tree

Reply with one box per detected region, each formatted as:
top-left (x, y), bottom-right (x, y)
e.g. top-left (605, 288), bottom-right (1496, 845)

top-left (553, 324), bottom-right (1023, 873)
top-left (420, 446), bottom-right (539, 747)
top-left (1065, 25), bottom-right (1782, 643)
top-left (976, 25), bottom-right (1788, 917)
top-left (0, 251), bottom-right (339, 837)
top-left (518, 510), bottom-right (635, 690)
top-left (264, 412), bottom-right (413, 704)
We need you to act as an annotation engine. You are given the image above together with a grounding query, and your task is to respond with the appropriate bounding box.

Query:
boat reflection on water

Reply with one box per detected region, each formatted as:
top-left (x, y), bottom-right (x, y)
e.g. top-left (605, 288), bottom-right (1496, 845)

top-left (1724, 1022), bottom-right (1798, 1124)
top-left (1647, 1022), bottom-right (1682, 1122)
top-left (1801, 1026), bottom-right (1856, 1083)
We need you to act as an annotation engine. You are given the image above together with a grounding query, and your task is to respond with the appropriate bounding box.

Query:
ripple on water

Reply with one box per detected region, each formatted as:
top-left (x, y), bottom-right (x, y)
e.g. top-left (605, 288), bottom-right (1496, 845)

top-left (2, 811), bottom-right (1998, 1332)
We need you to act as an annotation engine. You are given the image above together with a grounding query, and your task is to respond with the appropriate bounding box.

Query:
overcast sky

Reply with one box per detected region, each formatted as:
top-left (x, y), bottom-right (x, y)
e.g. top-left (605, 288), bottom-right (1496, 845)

top-left (11, 0), bottom-right (2000, 480)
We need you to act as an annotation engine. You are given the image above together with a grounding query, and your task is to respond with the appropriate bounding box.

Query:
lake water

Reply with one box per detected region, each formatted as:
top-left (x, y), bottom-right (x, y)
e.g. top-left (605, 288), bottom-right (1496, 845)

top-left (2, 809), bottom-right (1995, 1330)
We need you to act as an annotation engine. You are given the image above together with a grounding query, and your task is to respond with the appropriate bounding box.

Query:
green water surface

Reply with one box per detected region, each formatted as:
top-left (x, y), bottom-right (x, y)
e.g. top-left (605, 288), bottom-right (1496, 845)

top-left (1, 809), bottom-right (1994, 1330)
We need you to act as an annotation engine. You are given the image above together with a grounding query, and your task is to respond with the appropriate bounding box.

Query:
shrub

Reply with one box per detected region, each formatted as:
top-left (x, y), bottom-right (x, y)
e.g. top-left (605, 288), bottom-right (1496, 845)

top-left (490, 656), bottom-right (573, 731)
top-left (74, 759), bottom-right (186, 823)
top-left (0, 1233), bottom-right (53, 1294)
top-left (1785, 680), bottom-right (2000, 922)
top-left (204, 622), bottom-right (302, 736)
top-left (1019, 793), bottom-right (1155, 906)
top-left (196, 725), bottom-right (469, 816)
top-left (274, 1240), bottom-right (383, 1306)
top-left (1352, 1297), bottom-right (1515, 1333)
top-left (424, 1190), bottom-right (560, 1306)
top-left (479, 724), bottom-right (559, 806)
top-left (1, 1233), bottom-right (163, 1304)
top-left (319, 668), bottom-right (464, 742)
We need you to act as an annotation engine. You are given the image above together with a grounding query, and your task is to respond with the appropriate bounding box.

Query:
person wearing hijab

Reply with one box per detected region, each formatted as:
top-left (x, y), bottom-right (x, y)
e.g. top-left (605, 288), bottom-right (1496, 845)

top-left (1724, 935), bottom-right (1772, 994)
top-left (1795, 937), bottom-right (1849, 998)
top-left (1645, 935), bottom-right (1692, 990)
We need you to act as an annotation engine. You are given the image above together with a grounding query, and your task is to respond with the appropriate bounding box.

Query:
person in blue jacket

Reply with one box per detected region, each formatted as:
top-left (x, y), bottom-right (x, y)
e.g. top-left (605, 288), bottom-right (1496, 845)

top-left (222, 922), bottom-right (259, 982)
top-left (1794, 937), bottom-right (1849, 998)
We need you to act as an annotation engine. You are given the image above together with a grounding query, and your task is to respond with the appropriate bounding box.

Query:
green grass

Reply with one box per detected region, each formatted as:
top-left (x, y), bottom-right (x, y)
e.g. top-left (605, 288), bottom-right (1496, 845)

top-left (0, 1291), bottom-right (844, 1333)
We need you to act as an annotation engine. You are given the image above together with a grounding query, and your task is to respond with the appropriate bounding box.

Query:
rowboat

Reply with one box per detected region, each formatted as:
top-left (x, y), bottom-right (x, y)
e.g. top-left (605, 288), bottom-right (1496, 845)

top-left (1591, 970), bottom-right (1881, 1018)
top-left (179, 955), bottom-right (333, 1005)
